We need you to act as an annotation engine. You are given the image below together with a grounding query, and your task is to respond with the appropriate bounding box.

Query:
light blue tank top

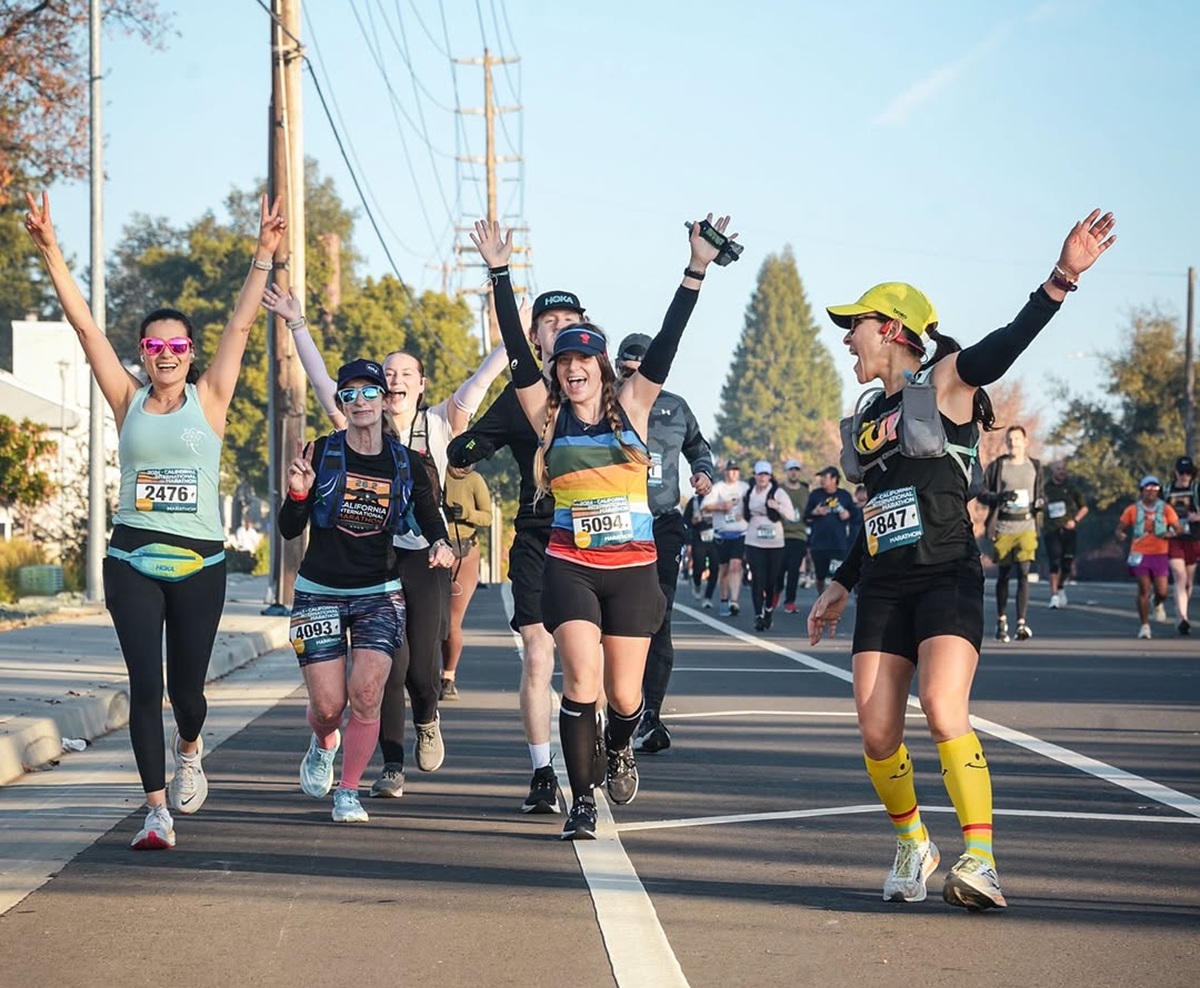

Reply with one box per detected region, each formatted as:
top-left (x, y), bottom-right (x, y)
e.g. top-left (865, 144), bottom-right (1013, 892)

top-left (113, 384), bottom-right (224, 540)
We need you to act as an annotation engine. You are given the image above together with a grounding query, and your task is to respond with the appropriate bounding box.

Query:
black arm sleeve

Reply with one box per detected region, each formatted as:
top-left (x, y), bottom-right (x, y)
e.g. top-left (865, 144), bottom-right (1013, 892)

top-left (955, 287), bottom-right (1062, 388)
top-left (679, 397), bottom-right (714, 479)
top-left (447, 391), bottom-right (511, 467)
top-left (638, 285), bottom-right (700, 385)
top-left (491, 269), bottom-right (543, 389)
top-left (832, 526), bottom-right (866, 592)
top-left (408, 454), bottom-right (449, 544)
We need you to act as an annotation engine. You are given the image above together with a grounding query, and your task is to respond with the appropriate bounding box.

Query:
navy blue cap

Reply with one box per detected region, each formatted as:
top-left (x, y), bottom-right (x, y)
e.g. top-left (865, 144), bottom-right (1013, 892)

top-left (552, 326), bottom-right (608, 360)
top-left (336, 358), bottom-right (387, 390)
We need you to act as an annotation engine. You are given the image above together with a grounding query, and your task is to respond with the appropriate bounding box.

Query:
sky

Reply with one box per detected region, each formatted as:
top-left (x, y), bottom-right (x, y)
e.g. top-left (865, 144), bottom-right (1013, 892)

top-left (47, 0), bottom-right (1200, 452)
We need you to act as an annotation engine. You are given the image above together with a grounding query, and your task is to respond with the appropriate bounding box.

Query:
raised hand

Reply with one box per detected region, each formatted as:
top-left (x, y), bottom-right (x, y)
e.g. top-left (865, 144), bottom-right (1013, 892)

top-left (262, 282), bottom-right (303, 322)
top-left (257, 194), bottom-right (287, 256)
top-left (23, 191), bottom-right (59, 253)
top-left (288, 441), bottom-right (316, 496)
top-left (1057, 209), bottom-right (1116, 278)
top-left (689, 213), bottom-right (737, 270)
top-left (469, 219), bottom-right (513, 268)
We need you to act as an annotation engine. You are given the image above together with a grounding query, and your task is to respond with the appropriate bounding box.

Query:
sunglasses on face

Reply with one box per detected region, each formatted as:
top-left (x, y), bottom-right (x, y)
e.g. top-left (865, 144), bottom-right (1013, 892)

top-left (337, 385), bottom-right (385, 403)
top-left (140, 337), bottom-right (192, 357)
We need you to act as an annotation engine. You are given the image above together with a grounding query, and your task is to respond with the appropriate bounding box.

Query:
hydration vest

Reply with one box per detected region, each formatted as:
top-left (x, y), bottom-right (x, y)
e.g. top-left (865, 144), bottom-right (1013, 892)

top-left (839, 367), bottom-right (983, 499)
top-left (310, 431), bottom-right (418, 536)
top-left (1134, 498), bottom-right (1168, 539)
top-left (742, 481), bottom-right (782, 523)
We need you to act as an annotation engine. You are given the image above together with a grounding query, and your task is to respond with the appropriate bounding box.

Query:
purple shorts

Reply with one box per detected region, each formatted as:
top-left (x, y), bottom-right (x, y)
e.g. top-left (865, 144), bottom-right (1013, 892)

top-left (1128, 552), bottom-right (1169, 580)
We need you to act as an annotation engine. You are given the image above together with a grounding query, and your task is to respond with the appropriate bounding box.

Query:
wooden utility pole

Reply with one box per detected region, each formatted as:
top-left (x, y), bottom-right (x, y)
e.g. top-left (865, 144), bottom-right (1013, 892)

top-left (454, 48), bottom-right (527, 347)
top-left (1187, 266), bottom-right (1196, 458)
top-left (264, 0), bottom-right (307, 613)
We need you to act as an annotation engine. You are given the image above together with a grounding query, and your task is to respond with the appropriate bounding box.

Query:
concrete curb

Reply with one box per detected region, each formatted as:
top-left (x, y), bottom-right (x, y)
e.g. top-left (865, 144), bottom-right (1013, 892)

top-left (0, 620), bottom-right (292, 787)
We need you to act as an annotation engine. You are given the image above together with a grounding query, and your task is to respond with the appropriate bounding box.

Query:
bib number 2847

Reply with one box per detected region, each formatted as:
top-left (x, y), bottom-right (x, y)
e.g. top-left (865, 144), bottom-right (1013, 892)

top-left (863, 486), bottom-right (924, 557)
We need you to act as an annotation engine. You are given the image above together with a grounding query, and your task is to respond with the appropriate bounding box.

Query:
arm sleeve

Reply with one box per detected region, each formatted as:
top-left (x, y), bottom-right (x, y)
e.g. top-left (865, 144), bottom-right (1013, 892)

top-left (453, 343), bottom-right (509, 415)
top-left (464, 474), bottom-right (493, 527)
top-left (832, 526), bottom-right (866, 592)
top-left (408, 453), bottom-right (449, 543)
top-left (977, 459), bottom-right (1002, 506)
top-left (291, 328), bottom-right (339, 420)
top-left (679, 398), bottom-right (714, 479)
top-left (955, 287), bottom-right (1063, 388)
top-left (638, 286), bottom-right (700, 385)
top-left (491, 270), bottom-right (542, 389)
top-left (447, 390), bottom-right (514, 468)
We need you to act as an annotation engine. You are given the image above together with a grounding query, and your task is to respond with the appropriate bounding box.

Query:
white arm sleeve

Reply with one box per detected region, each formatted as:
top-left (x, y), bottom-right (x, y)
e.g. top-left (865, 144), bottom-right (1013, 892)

top-left (452, 343), bottom-right (509, 415)
top-left (291, 327), bottom-right (338, 419)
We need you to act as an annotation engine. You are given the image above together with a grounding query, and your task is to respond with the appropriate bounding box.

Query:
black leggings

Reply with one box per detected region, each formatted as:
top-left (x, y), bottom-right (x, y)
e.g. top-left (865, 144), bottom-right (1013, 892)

top-left (644, 513), bottom-right (686, 712)
top-left (378, 548), bottom-right (450, 766)
top-left (996, 561), bottom-right (1031, 620)
top-left (746, 545), bottom-right (785, 616)
top-left (103, 530), bottom-right (227, 794)
top-left (690, 535), bottom-right (718, 598)
top-left (777, 538), bottom-right (808, 604)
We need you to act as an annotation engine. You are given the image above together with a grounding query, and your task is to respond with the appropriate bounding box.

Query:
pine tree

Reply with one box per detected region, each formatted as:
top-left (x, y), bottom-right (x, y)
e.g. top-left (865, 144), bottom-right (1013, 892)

top-left (714, 247), bottom-right (841, 469)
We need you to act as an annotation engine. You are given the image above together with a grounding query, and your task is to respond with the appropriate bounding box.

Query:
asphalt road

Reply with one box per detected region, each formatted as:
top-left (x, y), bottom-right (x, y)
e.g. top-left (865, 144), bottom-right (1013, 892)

top-left (1, 577), bottom-right (1196, 988)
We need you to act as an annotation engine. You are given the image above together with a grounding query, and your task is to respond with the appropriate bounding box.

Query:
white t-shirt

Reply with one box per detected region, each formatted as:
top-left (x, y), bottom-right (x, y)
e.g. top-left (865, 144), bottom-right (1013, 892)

top-left (704, 480), bottom-right (750, 539)
top-left (743, 485), bottom-right (796, 549)
top-left (394, 401), bottom-right (454, 551)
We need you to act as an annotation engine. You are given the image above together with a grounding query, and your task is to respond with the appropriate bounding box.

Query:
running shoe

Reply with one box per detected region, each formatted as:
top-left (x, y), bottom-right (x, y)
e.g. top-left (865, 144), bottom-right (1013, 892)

top-left (332, 786), bottom-right (369, 823)
top-left (300, 729), bottom-right (341, 798)
top-left (1137, 623), bottom-right (1152, 640)
top-left (754, 615), bottom-right (765, 632)
top-left (1153, 602), bottom-right (1169, 624)
top-left (1048, 593), bottom-right (1060, 610)
top-left (729, 602), bottom-right (740, 617)
top-left (632, 709), bottom-right (672, 754)
top-left (522, 764), bottom-right (563, 814)
top-left (718, 600), bottom-right (731, 617)
top-left (942, 853), bottom-right (1007, 911)
top-left (1058, 588), bottom-right (1068, 607)
top-left (130, 804), bottom-right (175, 850)
top-left (369, 762), bottom-right (405, 798)
top-left (168, 729), bottom-right (208, 815)
top-left (414, 714), bottom-right (445, 772)
top-left (1015, 621), bottom-right (1033, 641)
top-left (763, 607), bottom-right (774, 630)
top-left (560, 795), bottom-right (598, 840)
top-left (605, 742), bottom-right (639, 805)
top-left (440, 677), bottom-right (460, 701)
top-left (1179, 618), bottom-right (1191, 636)
top-left (691, 584), bottom-right (702, 601)
top-left (883, 837), bottom-right (940, 903)
top-left (702, 598), bottom-right (713, 610)
top-left (784, 602), bottom-right (797, 614)
top-left (995, 617), bottom-right (1010, 643)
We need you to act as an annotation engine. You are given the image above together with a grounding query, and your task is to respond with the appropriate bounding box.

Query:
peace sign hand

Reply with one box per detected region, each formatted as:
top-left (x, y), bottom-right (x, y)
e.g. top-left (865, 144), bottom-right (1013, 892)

top-left (288, 441), bottom-right (316, 497)
top-left (257, 194), bottom-right (287, 256)
top-left (23, 191), bottom-right (58, 253)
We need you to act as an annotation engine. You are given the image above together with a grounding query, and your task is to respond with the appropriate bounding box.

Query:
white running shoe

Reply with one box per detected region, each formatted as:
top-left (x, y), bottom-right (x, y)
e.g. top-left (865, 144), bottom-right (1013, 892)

top-left (168, 730), bottom-right (208, 815)
top-left (1048, 594), bottom-right (1060, 610)
top-left (883, 837), bottom-right (940, 902)
top-left (300, 730), bottom-right (341, 797)
top-left (414, 714), bottom-right (445, 772)
top-left (942, 853), bottom-right (1007, 911)
top-left (1137, 623), bottom-right (1152, 640)
top-left (332, 786), bottom-right (369, 823)
top-left (1057, 588), bottom-right (1068, 607)
top-left (1153, 602), bottom-right (1169, 624)
top-left (130, 804), bottom-right (176, 850)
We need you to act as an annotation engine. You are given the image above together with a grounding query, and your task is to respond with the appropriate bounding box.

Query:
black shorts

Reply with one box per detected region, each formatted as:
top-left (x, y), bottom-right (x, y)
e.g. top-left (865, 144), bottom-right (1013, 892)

top-left (853, 557), bottom-right (984, 662)
top-left (810, 549), bottom-right (843, 581)
top-left (715, 536), bottom-right (745, 564)
top-left (508, 526), bottom-right (550, 632)
top-left (1043, 527), bottom-right (1078, 573)
top-left (541, 555), bottom-right (666, 637)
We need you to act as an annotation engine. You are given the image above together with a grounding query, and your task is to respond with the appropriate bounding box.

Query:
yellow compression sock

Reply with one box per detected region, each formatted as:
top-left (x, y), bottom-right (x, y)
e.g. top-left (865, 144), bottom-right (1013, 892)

top-left (937, 731), bottom-right (995, 867)
top-left (864, 744), bottom-right (927, 843)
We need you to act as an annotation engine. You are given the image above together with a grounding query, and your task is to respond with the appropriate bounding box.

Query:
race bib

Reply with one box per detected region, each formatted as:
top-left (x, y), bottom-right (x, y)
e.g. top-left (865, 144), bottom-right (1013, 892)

top-left (1047, 500), bottom-right (1067, 520)
top-left (290, 605), bottom-right (343, 658)
top-left (699, 529), bottom-right (714, 543)
top-left (135, 468), bottom-right (198, 513)
top-left (1126, 552), bottom-right (1143, 568)
top-left (571, 496), bottom-right (634, 549)
top-left (756, 524), bottom-right (776, 540)
top-left (863, 486), bottom-right (924, 556)
top-left (724, 511), bottom-right (740, 524)
top-left (1002, 488), bottom-right (1031, 516)
top-left (647, 452), bottom-right (663, 488)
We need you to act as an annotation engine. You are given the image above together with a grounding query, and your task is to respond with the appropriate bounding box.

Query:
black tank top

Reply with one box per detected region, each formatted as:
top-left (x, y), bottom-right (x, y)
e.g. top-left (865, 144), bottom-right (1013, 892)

top-left (854, 388), bottom-right (980, 577)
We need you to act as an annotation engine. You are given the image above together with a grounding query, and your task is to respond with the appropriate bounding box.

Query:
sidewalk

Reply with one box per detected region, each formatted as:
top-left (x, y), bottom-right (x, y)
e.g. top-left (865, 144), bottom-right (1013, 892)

top-left (0, 574), bottom-right (291, 786)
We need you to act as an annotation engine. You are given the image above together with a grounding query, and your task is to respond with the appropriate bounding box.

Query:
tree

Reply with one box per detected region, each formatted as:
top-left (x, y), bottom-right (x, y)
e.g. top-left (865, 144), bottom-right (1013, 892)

top-left (713, 247), bottom-right (841, 468)
top-left (0, 414), bottom-right (56, 534)
top-left (0, 2), bottom-right (168, 201)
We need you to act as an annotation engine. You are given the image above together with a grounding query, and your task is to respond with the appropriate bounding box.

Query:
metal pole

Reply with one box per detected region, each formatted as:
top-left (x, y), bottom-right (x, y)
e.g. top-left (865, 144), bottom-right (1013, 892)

top-left (1186, 266), bottom-right (1195, 459)
top-left (86, 0), bottom-right (106, 602)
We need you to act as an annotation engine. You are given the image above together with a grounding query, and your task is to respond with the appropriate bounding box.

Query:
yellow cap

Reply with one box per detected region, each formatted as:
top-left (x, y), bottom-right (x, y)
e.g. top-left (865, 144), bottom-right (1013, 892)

top-left (827, 282), bottom-right (939, 337)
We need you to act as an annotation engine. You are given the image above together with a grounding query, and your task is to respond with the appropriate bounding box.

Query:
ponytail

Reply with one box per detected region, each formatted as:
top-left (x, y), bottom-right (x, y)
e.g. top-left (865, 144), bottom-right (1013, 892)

top-left (925, 328), bottom-right (996, 431)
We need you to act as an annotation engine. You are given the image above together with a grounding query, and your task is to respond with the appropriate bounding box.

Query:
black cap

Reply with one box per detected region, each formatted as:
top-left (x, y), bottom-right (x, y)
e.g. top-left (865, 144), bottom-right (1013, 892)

top-left (532, 290), bottom-right (584, 321)
top-left (818, 465), bottom-right (841, 480)
top-left (723, 458), bottom-right (740, 471)
top-left (336, 358), bottom-right (387, 391)
top-left (1176, 456), bottom-right (1195, 475)
top-left (617, 333), bottom-right (653, 362)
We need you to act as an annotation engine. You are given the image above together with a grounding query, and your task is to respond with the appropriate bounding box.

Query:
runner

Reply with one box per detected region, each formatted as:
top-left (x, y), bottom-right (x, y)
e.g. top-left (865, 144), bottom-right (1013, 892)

top-left (684, 491), bottom-right (719, 608)
top-left (613, 333), bottom-right (714, 754)
top-left (278, 359), bottom-right (454, 823)
top-left (1042, 459), bottom-right (1089, 609)
top-left (1163, 455), bottom-right (1199, 635)
top-left (261, 286), bottom-right (508, 797)
top-left (804, 467), bottom-right (854, 593)
top-left (440, 463), bottom-right (493, 698)
top-left (703, 460), bottom-right (750, 616)
top-left (470, 212), bottom-right (733, 839)
top-left (742, 461), bottom-right (797, 632)
top-left (808, 208), bottom-right (1117, 910)
top-left (24, 190), bottom-right (286, 849)
top-left (447, 289), bottom-right (589, 815)
top-left (777, 459), bottom-right (811, 612)
top-left (1116, 475), bottom-right (1180, 640)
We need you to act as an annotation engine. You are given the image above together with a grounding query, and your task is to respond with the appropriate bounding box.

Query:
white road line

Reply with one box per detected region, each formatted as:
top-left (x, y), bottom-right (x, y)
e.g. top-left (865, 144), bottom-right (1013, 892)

top-left (667, 710), bottom-right (916, 719)
top-left (501, 585), bottom-right (690, 988)
top-left (674, 602), bottom-right (1200, 818)
top-left (667, 667), bottom-right (822, 674)
top-left (618, 802), bottom-right (1200, 834)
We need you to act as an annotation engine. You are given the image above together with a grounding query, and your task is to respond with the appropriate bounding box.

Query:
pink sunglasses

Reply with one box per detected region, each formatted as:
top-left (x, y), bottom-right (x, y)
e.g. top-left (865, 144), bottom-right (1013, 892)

top-left (140, 337), bottom-right (193, 357)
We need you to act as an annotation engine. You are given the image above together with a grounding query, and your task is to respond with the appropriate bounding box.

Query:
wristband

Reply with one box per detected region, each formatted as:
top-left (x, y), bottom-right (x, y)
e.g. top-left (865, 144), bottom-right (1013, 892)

top-left (252, 258), bottom-right (272, 271)
top-left (488, 266), bottom-right (510, 281)
top-left (1050, 265), bottom-right (1078, 292)
top-left (684, 267), bottom-right (706, 281)
top-left (286, 316), bottom-right (308, 331)
top-left (287, 488), bottom-right (308, 502)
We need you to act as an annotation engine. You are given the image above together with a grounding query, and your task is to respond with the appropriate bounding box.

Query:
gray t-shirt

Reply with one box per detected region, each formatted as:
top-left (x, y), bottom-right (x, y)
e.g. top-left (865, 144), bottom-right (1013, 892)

top-left (995, 458), bottom-right (1038, 535)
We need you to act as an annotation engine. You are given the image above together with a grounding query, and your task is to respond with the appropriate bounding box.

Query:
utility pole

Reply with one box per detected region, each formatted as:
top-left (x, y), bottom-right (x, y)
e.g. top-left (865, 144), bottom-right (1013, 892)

top-left (1187, 266), bottom-right (1196, 458)
top-left (454, 48), bottom-right (528, 347)
top-left (86, 0), bottom-right (106, 602)
top-left (264, 0), bottom-right (308, 614)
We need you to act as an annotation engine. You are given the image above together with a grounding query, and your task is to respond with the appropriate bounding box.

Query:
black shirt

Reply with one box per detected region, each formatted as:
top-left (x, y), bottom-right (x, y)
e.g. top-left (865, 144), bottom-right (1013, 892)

top-left (278, 434), bottom-right (447, 589)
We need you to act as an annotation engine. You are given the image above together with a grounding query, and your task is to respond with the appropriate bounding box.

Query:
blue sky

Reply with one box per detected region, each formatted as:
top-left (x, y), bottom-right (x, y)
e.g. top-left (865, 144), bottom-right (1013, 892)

top-left (49, 0), bottom-right (1199, 445)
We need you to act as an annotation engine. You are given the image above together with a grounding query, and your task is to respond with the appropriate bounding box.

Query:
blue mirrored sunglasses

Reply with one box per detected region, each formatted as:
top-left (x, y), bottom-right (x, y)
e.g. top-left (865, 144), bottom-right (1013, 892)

top-left (336, 385), bottom-right (385, 403)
